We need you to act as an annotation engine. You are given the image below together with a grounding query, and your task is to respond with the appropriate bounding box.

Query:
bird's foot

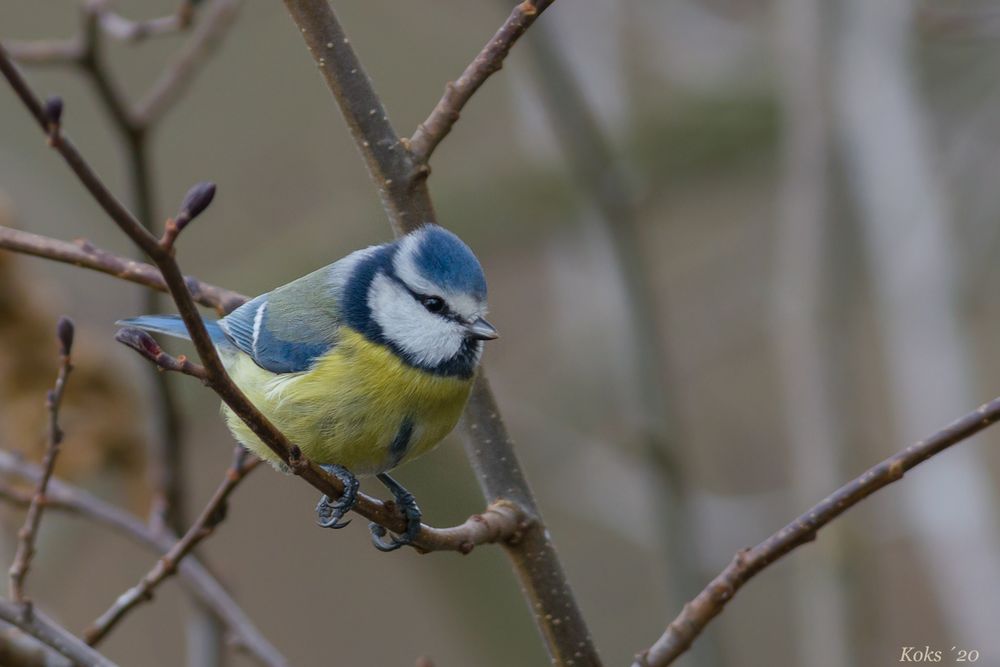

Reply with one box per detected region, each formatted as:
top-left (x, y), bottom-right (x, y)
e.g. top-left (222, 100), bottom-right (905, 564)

top-left (369, 473), bottom-right (421, 552)
top-left (315, 464), bottom-right (360, 529)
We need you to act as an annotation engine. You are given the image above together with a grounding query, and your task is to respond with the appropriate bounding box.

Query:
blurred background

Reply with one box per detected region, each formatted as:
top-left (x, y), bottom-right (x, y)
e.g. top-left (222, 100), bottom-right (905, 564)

top-left (3, 0), bottom-right (1000, 665)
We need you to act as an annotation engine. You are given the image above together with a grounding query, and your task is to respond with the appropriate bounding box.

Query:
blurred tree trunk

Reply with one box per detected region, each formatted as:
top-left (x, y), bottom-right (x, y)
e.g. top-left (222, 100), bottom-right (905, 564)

top-left (772, 1), bottom-right (856, 666)
top-left (515, 14), bottom-right (719, 666)
top-left (836, 0), bottom-right (1000, 653)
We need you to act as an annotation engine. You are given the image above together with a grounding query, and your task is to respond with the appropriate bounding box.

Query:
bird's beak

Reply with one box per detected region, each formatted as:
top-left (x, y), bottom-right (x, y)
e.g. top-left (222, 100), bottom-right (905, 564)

top-left (467, 317), bottom-right (499, 341)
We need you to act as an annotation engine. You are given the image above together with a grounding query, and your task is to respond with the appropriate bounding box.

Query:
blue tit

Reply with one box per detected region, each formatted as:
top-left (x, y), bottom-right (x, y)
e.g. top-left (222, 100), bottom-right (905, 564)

top-left (119, 224), bottom-right (498, 550)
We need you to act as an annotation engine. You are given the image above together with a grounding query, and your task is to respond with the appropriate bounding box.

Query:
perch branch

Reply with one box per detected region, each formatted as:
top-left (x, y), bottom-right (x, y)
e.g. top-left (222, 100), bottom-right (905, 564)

top-left (84, 448), bottom-right (259, 646)
top-left (281, 3), bottom-right (599, 665)
top-left (8, 318), bottom-right (75, 603)
top-left (0, 451), bottom-right (287, 667)
top-left (408, 0), bottom-right (556, 164)
top-left (634, 393), bottom-right (1000, 667)
top-left (0, 44), bottom-right (525, 555)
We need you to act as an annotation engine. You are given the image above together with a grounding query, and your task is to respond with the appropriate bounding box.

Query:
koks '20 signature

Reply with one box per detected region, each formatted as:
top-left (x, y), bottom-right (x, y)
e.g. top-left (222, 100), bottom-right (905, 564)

top-left (899, 646), bottom-right (981, 663)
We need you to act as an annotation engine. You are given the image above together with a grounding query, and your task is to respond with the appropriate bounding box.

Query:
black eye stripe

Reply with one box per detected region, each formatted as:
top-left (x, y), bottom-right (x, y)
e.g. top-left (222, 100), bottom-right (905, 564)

top-left (386, 273), bottom-right (460, 319)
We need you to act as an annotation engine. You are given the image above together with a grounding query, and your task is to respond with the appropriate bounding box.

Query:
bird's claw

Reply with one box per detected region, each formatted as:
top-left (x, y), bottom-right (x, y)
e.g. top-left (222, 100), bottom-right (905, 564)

top-left (368, 473), bottom-right (422, 552)
top-left (315, 464), bottom-right (359, 529)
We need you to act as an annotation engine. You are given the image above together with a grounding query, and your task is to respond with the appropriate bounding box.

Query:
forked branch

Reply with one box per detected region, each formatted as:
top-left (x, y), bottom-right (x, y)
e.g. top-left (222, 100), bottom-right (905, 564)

top-left (408, 0), bottom-right (556, 163)
top-left (0, 450), bottom-right (286, 667)
top-left (84, 448), bottom-right (260, 646)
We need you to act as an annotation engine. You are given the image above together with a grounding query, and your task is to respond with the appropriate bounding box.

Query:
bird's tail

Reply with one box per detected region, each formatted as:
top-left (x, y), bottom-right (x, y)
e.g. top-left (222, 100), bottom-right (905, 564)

top-left (116, 314), bottom-right (230, 346)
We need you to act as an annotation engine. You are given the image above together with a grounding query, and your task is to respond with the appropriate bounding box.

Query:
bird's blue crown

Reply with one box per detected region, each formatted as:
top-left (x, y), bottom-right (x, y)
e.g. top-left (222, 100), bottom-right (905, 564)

top-left (409, 225), bottom-right (487, 300)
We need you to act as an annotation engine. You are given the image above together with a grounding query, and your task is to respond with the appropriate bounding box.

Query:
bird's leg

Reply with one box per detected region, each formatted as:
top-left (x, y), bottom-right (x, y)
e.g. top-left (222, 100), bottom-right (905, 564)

top-left (368, 473), bottom-right (422, 552)
top-left (315, 464), bottom-right (360, 529)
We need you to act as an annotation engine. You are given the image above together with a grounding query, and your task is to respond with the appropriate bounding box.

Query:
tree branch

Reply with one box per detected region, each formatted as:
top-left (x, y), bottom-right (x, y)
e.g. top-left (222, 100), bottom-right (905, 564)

top-left (133, 0), bottom-right (241, 127)
top-left (0, 598), bottom-right (115, 667)
top-left (3, 39), bottom-right (83, 66)
top-left (8, 318), bottom-right (75, 603)
top-left (633, 393), bottom-right (1000, 667)
top-left (0, 451), bottom-right (287, 667)
top-left (98, 3), bottom-right (196, 44)
top-left (280, 3), bottom-right (599, 665)
top-left (408, 0), bottom-right (556, 164)
top-left (84, 447), bottom-right (259, 646)
top-left (280, 0), bottom-right (435, 230)
top-left (0, 226), bottom-right (246, 315)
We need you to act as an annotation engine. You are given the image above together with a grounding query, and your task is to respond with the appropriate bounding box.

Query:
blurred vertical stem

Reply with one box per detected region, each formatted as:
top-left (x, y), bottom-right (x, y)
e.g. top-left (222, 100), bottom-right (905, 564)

top-left (836, 0), bottom-right (1000, 654)
top-left (77, 7), bottom-right (222, 665)
top-left (772, 1), bottom-right (856, 666)
top-left (515, 17), bottom-right (714, 664)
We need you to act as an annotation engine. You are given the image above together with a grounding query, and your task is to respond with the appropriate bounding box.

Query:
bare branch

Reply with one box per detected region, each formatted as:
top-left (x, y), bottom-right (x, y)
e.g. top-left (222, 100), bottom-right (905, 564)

top-left (280, 0), bottom-right (436, 230)
top-left (77, 7), bottom-right (141, 139)
top-left (84, 448), bottom-right (259, 646)
top-left (8, 317), bottom-right (75, 603)
top-left (281, 2), bottom-right (598, 663)
top-left (4, 39), bottom-right (83, 65)
top-left (0, 598), bottom-right (115, 667)
top-left (408, 0), bottom-right (556, 164)
top-left (0, 624), bottom-right (72, 667)
top-left (634, 393), bottom-right (1000, 667)
top-left (0, 226), bottom-right (246, 315)
top-left (0, 451), bottom-right (287, 667)
top-left (115, 328), bottom-right (209, 381)
top-left (98, 3), bottom-right (196, 44)
top-left (134, 0), bottom-right (242, 127)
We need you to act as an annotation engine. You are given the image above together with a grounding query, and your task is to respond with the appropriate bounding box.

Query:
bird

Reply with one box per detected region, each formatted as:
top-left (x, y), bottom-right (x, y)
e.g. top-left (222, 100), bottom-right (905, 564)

top-left (118, 224), bottom-right (498, 551)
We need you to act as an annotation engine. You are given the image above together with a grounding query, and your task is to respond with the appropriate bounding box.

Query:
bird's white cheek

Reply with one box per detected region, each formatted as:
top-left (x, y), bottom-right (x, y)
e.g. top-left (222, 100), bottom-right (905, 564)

top-left (368, 274), bottom-right (464, 367)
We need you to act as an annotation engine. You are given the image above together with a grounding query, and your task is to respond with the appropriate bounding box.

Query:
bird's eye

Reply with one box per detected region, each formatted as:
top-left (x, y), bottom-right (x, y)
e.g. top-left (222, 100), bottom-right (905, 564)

top-left (420, 295), bottom-right (446, 314)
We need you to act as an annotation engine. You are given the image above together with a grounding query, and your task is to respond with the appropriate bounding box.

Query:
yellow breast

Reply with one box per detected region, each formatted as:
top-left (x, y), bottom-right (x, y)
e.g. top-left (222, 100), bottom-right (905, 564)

top-left (220, 328), bottom-right (473, 475)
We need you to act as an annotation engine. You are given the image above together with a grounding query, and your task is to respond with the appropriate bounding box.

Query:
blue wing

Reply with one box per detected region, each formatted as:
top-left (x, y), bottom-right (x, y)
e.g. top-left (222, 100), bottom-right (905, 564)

top-left (218, 294), bottom-right (337, 373)
top-left (120, 252), bottom-right (367, 374)
top-left (216, 263), bottom-right (348, 373)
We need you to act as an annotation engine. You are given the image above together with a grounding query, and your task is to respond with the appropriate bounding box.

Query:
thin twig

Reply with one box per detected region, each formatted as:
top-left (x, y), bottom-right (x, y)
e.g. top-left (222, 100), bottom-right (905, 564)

top-left (0, 597), bottom-right (115, 667)
top-left (633, 393), bottom-right (1000, 667)
top-left (134, 0), bottom-right (242, 127)
top-left (407, 0), bottom-right (556, 164)
top-left (0, 44), bottom-right (525, 553)
top-left (8, 317), bottom-right (75, 603)
top-left (0, 451), bottom-right (287, 667)
top-left (0, 226), bottom-right (246, 315)
top-left (280, 3), bottom-right (599, 665)
top-left (84, 448), bottom-right (259, 646)
top-left (4, 39), bottom-right (83, 65)
top-left (99, 3), bottom-right (196, 44)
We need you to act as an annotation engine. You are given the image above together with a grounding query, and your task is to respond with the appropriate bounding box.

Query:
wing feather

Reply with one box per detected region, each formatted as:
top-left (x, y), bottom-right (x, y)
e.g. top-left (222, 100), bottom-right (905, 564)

top-left (218, 253), bottom-right (369, 373)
